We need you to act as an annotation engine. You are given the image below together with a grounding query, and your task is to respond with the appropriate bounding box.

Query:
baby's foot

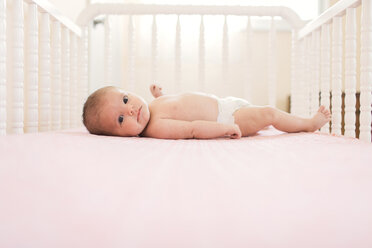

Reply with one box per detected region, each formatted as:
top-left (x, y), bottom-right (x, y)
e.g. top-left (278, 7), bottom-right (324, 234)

top-left (310, 106), bottom-right (331, 131)
top-left (150, 84), bottom-right (163, 98)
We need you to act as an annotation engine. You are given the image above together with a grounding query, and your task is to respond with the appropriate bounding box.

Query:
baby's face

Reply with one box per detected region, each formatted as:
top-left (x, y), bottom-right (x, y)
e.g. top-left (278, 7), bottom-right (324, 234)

top-left (99, 88), bottom-right (150, 136)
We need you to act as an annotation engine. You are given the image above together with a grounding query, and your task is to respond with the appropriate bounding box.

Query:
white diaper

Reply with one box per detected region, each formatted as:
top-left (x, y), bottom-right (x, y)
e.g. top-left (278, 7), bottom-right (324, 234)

top-left (216, 96), bottom-right (251, 124)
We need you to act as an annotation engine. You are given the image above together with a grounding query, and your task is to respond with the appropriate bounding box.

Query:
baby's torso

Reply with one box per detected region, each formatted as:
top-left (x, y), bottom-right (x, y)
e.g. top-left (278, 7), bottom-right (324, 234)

top-left (149, 92), bottom-right (219, 121)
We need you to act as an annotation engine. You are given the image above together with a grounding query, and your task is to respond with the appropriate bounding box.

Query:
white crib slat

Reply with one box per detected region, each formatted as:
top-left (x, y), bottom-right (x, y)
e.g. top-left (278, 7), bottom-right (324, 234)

top-left (304, 36), bottom-right (311, 117)
top-left (199, 15), bottom-right (205, 92)
top-left (61, 26), bottom-right (70, 129)
top-left (332, 16), bottom-right (343, 135)
top-left (51, 21), bottom-right (61, 131)
top-left (127, 16), bottom-right (135, 92)
top-left (25, 3), bottom-right (38, 133)
top-left (345, 8), bottom-right (357, 138)
top-left (39, 13), bottom-right (51, 132)
top-left (175, 15), bottom-right (181, 92)
top-left (308, 33), bottom-right (315, 116)
top-left (290, 31), bottom-right (298, 115)
top-left (0, 0), bottom-right (6, 135)
top-left (320, 23), bottom-right (331, 133)
top-left (222, 16), bottom-right (228, 86)
top-left (310, 30), bottom-right (320, 116)
top-left (70, 33), bottom-right (78, 128)
top-left (152, 15), bottom-right (158, 84)
top-left (268, 17), bottom-right (277, 107)
top-left (298, 39), bottom-right (305, 116)
top-left (79, 27), bottom-right (89, 122)
top-left (316, 29), bottom-right (321, 99)
top-left (12, 0), bottom-right (24, 134)
top-left (360, 0), bottom-right (372, 142)
top-left (104, 15), bottom-right (112, 83)
top-left (313, 30), bottom-right (321, 114)
top-left (245, 17), bottom-right (253, 101)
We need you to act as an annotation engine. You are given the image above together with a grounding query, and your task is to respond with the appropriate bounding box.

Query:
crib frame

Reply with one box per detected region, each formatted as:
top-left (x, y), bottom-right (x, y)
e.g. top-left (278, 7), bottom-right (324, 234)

top-left (0, 0), bottom-right (82, 135)
top-left (292, 0), bottom-right (372, 142)
top-left (1, 0), bottom-right (371, 142)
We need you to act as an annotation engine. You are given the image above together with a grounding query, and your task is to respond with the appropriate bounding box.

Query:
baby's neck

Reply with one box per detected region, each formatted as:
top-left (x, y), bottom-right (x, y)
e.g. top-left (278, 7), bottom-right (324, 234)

top-left (139, 115), bottom-right (151, 137)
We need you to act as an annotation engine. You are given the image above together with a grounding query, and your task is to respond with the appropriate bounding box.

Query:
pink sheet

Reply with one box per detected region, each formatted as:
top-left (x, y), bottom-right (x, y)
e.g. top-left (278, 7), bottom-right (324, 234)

top-left (1, 128), bottom-right (372, 248)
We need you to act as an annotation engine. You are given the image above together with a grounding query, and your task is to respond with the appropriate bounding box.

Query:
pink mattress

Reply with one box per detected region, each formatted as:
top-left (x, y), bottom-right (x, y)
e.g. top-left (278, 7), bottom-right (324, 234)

top-left (1, 128), bottom-right (372, 248)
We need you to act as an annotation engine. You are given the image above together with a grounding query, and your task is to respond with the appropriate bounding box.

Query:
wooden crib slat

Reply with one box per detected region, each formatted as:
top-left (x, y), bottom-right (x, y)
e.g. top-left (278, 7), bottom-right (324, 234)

top-left (198, 15), bottom-right (205, 92)
top-left (25, 3), bottom-right (38, 133)
top-left (152, 15), bottom-right (158, 84)
top-left (104, 15), bottom-right (112, 83)
top-left (12, 0), bottom-right (24, 134)
top-left (70, 33), bottom-right (78, 128)
top-left (360, 0), bottom-right (372, 142)
top-left (127, 16), bottom-right (135, 92)
top-left (320, 23), bottom-right (331, 133)
top-left (345, 8), bottom-right (357, 138)
top-left (0, 0), bottom-right (6, 135)
top-left (175, 15), bottom-right (181, 92)
top-left (51, 21), bottom-right (61, 131)
top-left (331, 16), bottom-right (343, 136)
top-left (39, 13), bottom-right (51, 132)
top-left (268, 17), bottom-right (277, 107)
top-left (61, 26), bottom-right (70, 129)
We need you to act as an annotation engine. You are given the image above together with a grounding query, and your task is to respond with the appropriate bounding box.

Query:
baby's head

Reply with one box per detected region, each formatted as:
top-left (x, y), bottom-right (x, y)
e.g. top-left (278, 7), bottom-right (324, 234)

top-left (82, 86), bottom-right (150, 137)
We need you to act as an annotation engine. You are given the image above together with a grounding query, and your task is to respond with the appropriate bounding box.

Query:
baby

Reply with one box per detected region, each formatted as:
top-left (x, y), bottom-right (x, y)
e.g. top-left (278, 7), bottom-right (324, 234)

top-left (82, 84), bottom-right (331, 139)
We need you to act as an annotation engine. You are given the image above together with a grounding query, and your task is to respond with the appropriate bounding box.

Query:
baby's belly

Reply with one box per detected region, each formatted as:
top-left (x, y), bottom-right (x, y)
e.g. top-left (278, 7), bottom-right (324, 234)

top-left (161, 93), bottom-right (219, 121)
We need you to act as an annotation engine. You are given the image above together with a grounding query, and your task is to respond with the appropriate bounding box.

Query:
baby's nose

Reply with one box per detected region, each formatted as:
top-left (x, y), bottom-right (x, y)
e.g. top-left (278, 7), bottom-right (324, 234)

top-left (127, 105), bottom-right (135, 115)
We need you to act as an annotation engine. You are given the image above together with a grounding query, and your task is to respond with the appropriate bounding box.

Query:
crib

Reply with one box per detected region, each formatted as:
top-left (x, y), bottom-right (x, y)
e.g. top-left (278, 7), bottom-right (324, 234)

top-left (1, 0), bottom-right (372, 247)
top-left (1, 0), bottom-right (371, 141)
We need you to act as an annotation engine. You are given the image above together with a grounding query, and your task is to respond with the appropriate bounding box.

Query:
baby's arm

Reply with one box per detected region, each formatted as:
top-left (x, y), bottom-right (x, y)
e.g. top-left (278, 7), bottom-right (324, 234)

top-left (145, 119), bottom-right (241, 139)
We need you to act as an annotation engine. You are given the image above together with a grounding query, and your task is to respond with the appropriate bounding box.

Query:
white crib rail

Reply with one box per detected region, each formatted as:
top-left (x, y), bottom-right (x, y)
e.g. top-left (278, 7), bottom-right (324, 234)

top-left (78, 3), bottom-right (304, 95)
top-left (296, 0), bottom-right (372, 142)
top-left (0, 0), bottom-right (81, 135)
top-left (77, 3), bottom-right (304, 119)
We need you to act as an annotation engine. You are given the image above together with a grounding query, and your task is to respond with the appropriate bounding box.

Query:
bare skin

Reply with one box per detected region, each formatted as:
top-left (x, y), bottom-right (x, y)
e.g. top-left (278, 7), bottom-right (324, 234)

top-left (97, 84), bottom-right (331, 139)
top-left (146, 84), bottom-right (331, 138)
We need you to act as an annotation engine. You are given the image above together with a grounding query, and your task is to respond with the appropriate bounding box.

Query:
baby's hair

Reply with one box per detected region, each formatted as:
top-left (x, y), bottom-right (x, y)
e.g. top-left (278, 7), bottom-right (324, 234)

top-left (82, 86), bottom-right (116, 135)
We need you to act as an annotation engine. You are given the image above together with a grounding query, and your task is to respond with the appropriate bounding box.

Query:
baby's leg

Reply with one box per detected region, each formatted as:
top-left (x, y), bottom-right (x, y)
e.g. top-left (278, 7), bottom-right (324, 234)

top-left (150, 84), bottom-right (163, 98)
top-left (234, 106), bottom-right (331, 136)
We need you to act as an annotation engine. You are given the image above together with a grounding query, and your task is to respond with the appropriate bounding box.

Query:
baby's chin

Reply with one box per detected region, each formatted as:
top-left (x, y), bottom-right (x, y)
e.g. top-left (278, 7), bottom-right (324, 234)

top-left (138, 119), bottom-right (150, 135)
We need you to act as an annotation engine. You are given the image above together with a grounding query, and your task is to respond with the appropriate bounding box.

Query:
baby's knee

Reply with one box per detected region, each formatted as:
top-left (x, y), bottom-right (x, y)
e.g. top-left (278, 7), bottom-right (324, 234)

top-left (261, 106), bottom-right (277, 123)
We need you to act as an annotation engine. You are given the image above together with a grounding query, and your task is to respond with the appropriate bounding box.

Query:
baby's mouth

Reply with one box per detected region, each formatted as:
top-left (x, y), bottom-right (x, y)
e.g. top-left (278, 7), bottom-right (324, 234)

top-left (137, 106), bottom-right (142, 122)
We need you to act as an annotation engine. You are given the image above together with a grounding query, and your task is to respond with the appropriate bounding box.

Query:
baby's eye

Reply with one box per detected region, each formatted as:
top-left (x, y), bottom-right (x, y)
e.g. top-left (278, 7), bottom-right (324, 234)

top-left (118, 115), bottom-right (124, 124)
top-left (123, 95), bottom-right (128, 104)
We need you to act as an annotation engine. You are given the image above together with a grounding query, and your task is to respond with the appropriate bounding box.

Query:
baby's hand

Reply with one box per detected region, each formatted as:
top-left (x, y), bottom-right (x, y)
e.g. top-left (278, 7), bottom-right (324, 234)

top-left (228, 124), bottom-right (242, 139)
top-left (149, 84), bottom-right (163, 98)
